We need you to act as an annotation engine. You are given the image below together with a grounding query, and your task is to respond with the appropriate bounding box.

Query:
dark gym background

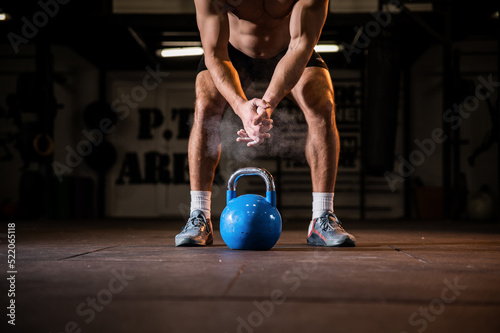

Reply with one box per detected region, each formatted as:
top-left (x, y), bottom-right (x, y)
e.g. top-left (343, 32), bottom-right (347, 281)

top-left (0, 1), bottom-right (499, 333)
top-left (0, 0), bottom-right (498, 221)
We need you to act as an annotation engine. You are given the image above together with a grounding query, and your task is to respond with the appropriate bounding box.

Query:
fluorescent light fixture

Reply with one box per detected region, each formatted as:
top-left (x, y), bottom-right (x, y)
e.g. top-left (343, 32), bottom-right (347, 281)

top-left (161, 41), bottom-right (202, 47)
top-left (160, 47), bottom-right (204, 58)
top-left (314, 44), bottom-right (340, 53)
top-left (159, 45), bottom-right (338, 57)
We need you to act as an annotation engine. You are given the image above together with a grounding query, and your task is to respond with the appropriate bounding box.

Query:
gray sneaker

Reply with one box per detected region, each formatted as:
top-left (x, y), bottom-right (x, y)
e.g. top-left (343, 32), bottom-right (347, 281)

top-left (307, 211), bottom-right (356, 247)
top-left (175, 210), bottom-right (214, 246)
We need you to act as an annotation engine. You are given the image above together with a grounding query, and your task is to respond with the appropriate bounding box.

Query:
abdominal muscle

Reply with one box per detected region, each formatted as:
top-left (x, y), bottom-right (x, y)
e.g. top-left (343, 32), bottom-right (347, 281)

top-left (227, 4), bottom-right (293, 59)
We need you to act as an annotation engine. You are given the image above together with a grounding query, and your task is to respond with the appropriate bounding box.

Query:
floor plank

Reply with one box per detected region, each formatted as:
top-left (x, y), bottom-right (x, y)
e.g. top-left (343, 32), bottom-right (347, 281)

top-left (3, 219), bottom-right (500, 333)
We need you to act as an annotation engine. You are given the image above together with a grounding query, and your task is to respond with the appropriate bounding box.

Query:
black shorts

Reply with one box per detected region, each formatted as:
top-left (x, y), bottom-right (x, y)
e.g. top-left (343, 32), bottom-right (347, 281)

top-left (196, 43), bottom-right (328, 82)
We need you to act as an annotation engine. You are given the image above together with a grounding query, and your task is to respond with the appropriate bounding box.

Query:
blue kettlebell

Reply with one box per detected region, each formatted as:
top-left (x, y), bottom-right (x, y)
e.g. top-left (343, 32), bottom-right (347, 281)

top-left (220, 167), bottom-right (282, 250)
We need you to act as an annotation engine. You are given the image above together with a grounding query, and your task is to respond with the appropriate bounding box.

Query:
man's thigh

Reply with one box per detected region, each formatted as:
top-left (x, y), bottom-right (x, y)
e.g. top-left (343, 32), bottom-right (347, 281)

top-left (195, 70), bottom-right (228, 113)
top-left (288, 67), bottom-right (335, 115)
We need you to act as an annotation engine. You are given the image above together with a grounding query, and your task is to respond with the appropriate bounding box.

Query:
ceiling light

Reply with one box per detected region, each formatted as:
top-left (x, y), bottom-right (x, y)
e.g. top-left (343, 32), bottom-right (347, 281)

top-left (314, 44), bottom-right (340, 53)
top-left (160, 47), bottom-right (204, 58)
top-left (0, 12), bottom-right (8, 21)
top-left (161, 41), bottom-right (202, 47)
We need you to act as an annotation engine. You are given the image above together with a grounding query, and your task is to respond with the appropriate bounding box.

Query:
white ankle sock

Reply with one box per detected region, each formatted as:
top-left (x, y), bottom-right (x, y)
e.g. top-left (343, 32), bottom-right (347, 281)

top-left (312, 192), bottom-right (334, 220)
top-left (190, 191), bottom-right (211, 219)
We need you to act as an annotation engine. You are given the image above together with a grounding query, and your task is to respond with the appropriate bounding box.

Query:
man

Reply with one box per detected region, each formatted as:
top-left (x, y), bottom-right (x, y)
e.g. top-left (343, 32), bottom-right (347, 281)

top-left (175, 0), bottom-right (356, 247)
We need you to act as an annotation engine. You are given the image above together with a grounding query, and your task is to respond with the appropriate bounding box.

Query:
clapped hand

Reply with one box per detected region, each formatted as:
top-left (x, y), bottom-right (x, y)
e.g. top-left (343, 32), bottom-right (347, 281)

top-left (236, 99), bottom-right (274, 147)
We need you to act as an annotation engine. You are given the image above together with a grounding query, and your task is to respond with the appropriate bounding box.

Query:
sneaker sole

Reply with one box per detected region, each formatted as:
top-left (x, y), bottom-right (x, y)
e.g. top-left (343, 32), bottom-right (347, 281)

top-left (175, 236), bottom-right (214, 247)
top-left (307, 236), bottom-right (356, 247)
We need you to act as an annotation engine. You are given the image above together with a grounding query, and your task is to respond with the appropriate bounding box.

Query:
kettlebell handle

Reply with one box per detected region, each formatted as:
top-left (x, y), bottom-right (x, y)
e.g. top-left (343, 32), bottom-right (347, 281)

top-left (226, 167), bottom-right (276, 207)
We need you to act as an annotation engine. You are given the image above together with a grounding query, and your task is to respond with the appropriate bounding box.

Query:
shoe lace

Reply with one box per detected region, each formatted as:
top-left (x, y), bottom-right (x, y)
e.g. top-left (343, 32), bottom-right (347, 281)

top-left (184, 216), bottom-right (206, 230)
top-left (318, 213), bottom-right (344, 232)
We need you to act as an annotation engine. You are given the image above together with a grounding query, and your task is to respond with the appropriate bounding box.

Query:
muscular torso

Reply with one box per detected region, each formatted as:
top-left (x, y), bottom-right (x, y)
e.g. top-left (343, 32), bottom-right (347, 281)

top-left (227, 0), bottom-right (298, 58)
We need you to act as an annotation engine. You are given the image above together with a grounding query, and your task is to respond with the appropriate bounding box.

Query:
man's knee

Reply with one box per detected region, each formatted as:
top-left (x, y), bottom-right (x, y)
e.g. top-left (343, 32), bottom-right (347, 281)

top-left (305, 97), bottom-right (335, 130)
top-left (194, 95), bottom-right (225, 125)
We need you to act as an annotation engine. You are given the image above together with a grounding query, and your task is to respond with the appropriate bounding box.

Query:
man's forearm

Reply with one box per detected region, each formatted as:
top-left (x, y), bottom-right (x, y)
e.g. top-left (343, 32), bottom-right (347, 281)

top-left (263, 0), bottom-right (328, 111)
top-left (205, 57), bottom-right (247, 115)
top-left (262, 47), bottom-right (312, 110)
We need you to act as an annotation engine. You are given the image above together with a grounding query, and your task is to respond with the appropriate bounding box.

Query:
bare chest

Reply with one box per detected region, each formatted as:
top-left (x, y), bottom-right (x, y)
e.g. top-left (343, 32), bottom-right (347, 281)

top-left (227, 0), bottom-right (297, 22)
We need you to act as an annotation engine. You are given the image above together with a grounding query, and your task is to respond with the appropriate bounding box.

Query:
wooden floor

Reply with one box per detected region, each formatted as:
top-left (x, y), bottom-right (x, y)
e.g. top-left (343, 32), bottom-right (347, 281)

top-left (4, 218), bottom-right (500, 333)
